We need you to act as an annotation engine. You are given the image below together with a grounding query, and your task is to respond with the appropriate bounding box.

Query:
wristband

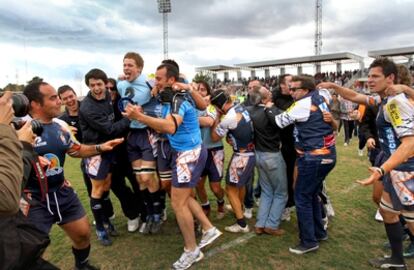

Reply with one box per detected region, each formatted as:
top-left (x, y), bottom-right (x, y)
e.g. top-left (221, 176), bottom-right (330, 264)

top-left (95, 144), bottom-right (102, 153)
top-left (372, 167), bottom-right (383, 176)
top-left (380, 167), bottom-right (386, 176)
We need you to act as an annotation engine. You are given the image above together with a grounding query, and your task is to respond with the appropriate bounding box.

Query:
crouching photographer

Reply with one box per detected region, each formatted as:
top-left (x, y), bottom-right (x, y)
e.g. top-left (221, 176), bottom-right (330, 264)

top-left (0, 91), bottom-right (57, 270)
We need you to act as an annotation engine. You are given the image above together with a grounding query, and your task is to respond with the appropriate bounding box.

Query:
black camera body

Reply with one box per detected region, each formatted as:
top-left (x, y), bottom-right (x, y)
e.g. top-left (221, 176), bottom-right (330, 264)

top-left (0, 92), bottom-right (43, 136)
top-left (11, 118), bottom-right (43, 136)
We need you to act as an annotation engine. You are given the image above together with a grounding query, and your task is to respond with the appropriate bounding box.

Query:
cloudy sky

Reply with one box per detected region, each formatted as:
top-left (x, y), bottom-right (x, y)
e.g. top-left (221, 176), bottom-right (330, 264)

top-left (1, 0), bottom-right (413, 94)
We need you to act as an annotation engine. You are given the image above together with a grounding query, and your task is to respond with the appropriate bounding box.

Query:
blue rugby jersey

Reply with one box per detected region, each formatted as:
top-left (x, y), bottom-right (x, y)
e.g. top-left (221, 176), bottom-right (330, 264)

top-left (117, 74), bottom-right (151, 129)
top-left (376, 93), bottom-right (414, 171)
top-left (215, 104), bottom-right (254, 152)
top-left (275, 90), bottom-right (335, 152)
top-left (29, 119), bottom-right (80, 192)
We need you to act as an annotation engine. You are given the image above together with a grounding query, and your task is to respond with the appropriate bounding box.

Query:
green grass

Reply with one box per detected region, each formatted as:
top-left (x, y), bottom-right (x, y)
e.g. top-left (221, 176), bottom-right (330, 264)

top-left (44, 135), bottom-right (413, 270)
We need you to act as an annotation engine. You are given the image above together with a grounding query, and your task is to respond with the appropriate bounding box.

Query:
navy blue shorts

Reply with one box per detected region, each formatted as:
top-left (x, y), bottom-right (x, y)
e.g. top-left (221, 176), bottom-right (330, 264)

top-left (26, 185), bottom-right (86, 234)
top-left (171, 145), bottom-right (207, 188)
top-left (157, 139), bottom-right (173, 173)
top-left (83, 152), bottom-right (113, 180)
top-left (226, 153), bottom-right (256, 187)
top-left (201, 146), bottom-right (224, 182)
top-left (127, 129), bottom-right (157, 162)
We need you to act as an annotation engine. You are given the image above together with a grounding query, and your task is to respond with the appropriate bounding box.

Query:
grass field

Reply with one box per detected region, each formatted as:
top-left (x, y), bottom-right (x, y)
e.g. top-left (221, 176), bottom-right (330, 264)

top-left (43, 138), bottom-right (414, 270)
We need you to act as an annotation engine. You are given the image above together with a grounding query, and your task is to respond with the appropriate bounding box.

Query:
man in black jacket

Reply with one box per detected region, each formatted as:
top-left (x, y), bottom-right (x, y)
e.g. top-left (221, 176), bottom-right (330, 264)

top-left (79, 69), bottom-right (130, 246)
top-left (247, 86), bottom-right (287, 236)
top-left (272, 74), bottom-right (296, 221)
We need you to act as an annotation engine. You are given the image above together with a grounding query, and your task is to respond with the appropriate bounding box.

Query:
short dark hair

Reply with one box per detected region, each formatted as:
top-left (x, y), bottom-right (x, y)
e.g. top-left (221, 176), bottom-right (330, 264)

top-left (161, 59), bottom-right (180, 73)
top-left (57, 85), bottom-right (76, 97)
top-left (197, 80), bottom-right (212, 96)
top-left (291, 75), bottom-right (315, 91)
top-left (210, 89), bottom-right (230, 109)
top-left (85, 68), bottom-right (108, 86)
top-left (369, 57), bottom-right (398, 83)
top-left (124, 52), bottom-right (144, 68)
top-left (23, 81), bottom-right (49, 106)
top-left (279, 74), bottom-right (292, 85)
top-left (157, 63), bottom-right (179, 81)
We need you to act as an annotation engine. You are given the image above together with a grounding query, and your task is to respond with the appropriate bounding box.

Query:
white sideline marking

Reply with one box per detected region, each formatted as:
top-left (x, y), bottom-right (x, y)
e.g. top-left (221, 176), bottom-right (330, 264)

top-left (204, 232), bottom-right (256, 258)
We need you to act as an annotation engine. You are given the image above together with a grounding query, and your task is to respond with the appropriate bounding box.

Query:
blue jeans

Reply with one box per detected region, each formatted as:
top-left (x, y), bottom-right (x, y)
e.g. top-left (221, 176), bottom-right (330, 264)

top-left (295, 149), bottom-right (336, 247)
top-left (255, 151), bottom-right (288, 229)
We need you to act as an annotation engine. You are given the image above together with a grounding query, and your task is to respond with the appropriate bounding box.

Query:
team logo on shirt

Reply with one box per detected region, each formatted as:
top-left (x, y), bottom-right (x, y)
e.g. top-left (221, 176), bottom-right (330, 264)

top-left (43, 153), bottom-right (63, 177)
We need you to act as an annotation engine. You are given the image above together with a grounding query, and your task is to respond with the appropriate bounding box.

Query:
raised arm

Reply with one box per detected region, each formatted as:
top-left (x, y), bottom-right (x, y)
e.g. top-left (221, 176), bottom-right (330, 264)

top-left (317, 82), bottom-right (368, 105)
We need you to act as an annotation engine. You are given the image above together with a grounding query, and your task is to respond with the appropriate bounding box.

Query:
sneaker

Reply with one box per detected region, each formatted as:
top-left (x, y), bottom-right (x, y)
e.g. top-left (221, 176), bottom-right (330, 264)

top-left (109, 213), bottom-right (115, 220)
top-left (74, 262), bottom-right (100, 270)
top-left (325, 202), bottom-right (335, 217)
top-left (404, 242), bottom-right (414, 258)
top-left (96, 229), bottom-right (112, 246)
top-left (107, 223), bottom-right (119, 237)
top-left (281, 208), bottom-right (291, 222)
top-left (127, 218), bottom-right (139, 233)
top-left (255, 197), bottom-right (261, 207)
top-left (344, 142), bottom-right (348, 147)
top-left (289, 244), bottom-right (319, 255)
top-left (150, 219), bottom-right (162, 234)
top-left (322, 217), bottom-right (329, 230)
top-left (369, 257), bottom-right (406, 269)
top-left (225, 223), bottom-right (250, 233)
top-left (375, 209), bottom-right (383, 222)
top-left (244, 208), bottom-right (253, 219)
top-left (138, 222), bottom-right (147, 234)
top-left (358, 149), bottom-right (364, 156)
top-left (172, 248), bottom-right (204, 270)
top-left (198, 227), bottom-right (222, 249)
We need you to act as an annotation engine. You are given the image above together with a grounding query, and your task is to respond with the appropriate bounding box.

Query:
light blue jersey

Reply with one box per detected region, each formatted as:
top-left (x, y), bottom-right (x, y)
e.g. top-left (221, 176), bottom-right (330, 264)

top-left (117, 74), bottom-right (151, 129)
top-left (162, 98), bottom-right (202, 151)
top-left (198, 105), bottom-right (223, 149)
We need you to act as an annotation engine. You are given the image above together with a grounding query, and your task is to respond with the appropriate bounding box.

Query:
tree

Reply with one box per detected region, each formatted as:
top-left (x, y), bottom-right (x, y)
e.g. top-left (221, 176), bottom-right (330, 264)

top-left (2, 83), bottom-right (24, 92)
top-left (193, 71), bottom-right (213, 85)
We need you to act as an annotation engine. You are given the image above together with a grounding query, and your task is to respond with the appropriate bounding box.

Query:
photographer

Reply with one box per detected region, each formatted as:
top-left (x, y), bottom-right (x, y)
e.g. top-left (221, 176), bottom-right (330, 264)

top-left (0, 91), bottom-right (23, 216)
top-left (0, 91), bottom-right (57, 270)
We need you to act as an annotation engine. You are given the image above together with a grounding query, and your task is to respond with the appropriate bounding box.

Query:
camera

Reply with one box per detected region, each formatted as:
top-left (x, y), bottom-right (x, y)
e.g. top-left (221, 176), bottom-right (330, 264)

top-left (11, 118), bottom-right (44, 137)
top-left (0, 92), bottom-right (43, 136)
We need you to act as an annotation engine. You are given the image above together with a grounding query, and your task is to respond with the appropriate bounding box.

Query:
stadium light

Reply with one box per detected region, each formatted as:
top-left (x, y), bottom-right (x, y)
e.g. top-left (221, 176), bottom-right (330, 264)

top-left (157, 0), bottom-right (171, 59)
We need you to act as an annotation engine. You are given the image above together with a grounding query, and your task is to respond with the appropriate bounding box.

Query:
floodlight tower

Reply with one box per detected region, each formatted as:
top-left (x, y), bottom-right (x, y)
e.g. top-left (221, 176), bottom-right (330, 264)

top-left (157, 0), bottom-right (171, 59)
top-left (315, 0), bottom-right (322, 56)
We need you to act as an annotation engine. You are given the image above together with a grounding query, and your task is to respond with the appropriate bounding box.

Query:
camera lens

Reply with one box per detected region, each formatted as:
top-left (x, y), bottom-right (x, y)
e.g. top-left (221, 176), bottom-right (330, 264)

top-left (31, 120), bottom-right (43, 136)
top-left (12, 94), bottom-right (30, 117)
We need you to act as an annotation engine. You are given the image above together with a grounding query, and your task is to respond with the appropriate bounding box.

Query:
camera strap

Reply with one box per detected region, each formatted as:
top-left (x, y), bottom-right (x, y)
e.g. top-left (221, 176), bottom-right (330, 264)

top-left (31, 159), bottom-right (49, 201)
